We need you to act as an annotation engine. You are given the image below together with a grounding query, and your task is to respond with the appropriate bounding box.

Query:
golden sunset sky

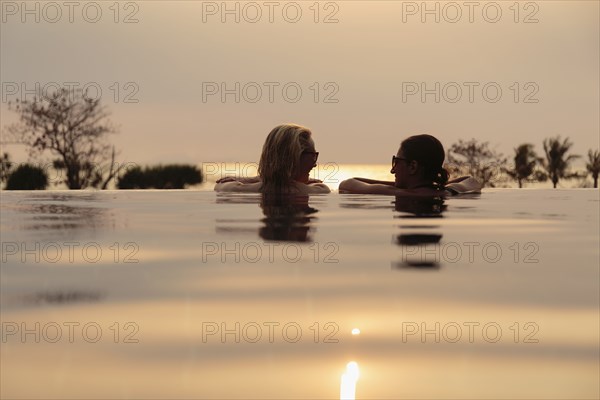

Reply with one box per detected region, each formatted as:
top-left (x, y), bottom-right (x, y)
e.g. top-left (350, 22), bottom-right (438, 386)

top-left (1, 1), bottom-right (598, 165)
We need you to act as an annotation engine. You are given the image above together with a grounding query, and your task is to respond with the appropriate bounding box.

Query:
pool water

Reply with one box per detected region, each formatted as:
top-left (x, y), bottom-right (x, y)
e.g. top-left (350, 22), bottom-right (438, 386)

top-left (1, 189), bottom-right (598, 399)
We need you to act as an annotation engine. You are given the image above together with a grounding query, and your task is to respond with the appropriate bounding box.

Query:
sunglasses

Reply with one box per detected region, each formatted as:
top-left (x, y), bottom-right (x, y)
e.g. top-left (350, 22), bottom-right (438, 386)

top-left (392, 155), bottom-right (408, 168)
top-left (303, 151), bottom-right (319, 161)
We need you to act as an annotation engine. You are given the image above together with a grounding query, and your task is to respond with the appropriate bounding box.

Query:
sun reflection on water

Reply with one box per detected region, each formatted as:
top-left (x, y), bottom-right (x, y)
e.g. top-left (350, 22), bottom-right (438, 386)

top-left (340, 361), bottom-right (360, 400)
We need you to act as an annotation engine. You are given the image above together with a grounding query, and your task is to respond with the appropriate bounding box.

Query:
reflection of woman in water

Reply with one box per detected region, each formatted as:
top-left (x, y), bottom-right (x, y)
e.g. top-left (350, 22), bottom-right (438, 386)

top-left (215, 124), bottom-right (330, 194)
top-left (339, 134), bottom-right (482, 195)
top-left (259, 194), bottom-right (318, 242)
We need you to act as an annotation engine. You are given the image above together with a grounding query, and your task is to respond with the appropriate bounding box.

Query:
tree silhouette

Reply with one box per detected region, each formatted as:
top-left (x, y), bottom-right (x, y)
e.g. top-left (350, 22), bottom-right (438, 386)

top-left (5, 164), bottom-right (48, 190)
top-left (447, 139), bottom-right (507, 187)
top-left (118, 165), bottom-right (203, 189)
top-left (7, 87), bottom-right (121, 189)
top-left (586, 149), bottom-right (600, 188)
top-left (506, 144), bottom-right (545, 188)
top-left (542, 136), bottom-right (579, 188)
top-left (0, 152), bottom-right (13, 185)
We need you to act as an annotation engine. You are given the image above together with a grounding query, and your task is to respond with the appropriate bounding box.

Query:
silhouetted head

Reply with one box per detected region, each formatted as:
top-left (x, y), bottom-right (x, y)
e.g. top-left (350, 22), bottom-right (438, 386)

top-left (391, 134), bottom-right (449, 190)
top-left (258, 124), bottom-right (318, 193)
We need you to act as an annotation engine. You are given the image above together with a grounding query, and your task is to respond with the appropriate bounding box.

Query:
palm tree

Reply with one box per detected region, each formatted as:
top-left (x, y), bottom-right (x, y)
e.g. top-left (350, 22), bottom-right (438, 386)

top-left (586, 149), bottom-right (600, 188)
top-left (542, 136), bottom-right (579, 188)
top-left (507, 144), bottom-right (542, 188)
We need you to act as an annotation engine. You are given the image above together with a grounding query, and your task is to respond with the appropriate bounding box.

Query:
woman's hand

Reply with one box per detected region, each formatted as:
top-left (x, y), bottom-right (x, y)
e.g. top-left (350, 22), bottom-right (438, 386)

top-left (216, 177), bottom-right (236, 183)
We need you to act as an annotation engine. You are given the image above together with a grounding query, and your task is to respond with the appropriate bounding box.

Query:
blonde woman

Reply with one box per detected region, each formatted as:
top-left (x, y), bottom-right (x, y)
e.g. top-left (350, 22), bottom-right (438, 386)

top-left (215, 124), bottom-right (330, 194)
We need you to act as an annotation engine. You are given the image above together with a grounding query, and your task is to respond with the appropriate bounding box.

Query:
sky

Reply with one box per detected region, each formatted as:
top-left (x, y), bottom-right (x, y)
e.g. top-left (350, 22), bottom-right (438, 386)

top-left (1, 1), bottom-right (598, 166)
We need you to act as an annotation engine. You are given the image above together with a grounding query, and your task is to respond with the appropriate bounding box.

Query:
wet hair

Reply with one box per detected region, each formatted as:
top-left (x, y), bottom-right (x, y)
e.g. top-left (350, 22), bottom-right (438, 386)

top-left (400, 134), bottom-right (449, 189)
top-left (258, 124), bottom-right (314, 193)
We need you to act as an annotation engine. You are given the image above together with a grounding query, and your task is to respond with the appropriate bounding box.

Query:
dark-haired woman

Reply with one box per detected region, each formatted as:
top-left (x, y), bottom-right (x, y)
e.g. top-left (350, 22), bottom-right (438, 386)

top-left (339, 134), bottom-right (481, 195)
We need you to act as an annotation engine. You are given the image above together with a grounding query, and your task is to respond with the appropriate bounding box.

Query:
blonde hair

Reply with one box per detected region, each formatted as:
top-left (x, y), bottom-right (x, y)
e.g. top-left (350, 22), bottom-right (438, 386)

top-left (258, 124), bottom-right (314, 193)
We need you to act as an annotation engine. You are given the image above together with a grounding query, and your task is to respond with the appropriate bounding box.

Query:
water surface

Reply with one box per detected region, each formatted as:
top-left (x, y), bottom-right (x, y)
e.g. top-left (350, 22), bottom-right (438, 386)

top-left (1, 189), bottom-right (598, 399)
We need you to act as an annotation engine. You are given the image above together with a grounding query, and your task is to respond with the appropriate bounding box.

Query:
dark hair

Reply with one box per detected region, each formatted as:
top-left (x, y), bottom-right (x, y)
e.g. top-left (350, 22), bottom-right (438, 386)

top-left (400, 134), bottom-right (449, 189)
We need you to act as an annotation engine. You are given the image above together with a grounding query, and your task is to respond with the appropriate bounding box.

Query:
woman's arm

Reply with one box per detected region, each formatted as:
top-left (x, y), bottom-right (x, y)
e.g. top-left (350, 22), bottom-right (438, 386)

top-left (445, 176), bottom-right (482, 193)
top-left (340, 178), bottom-right (447, 196)
top-left (214, 181), bottom-right (262, 192)
top-left (446, 176), bottom-right (470, 184)
top-left (339, 178), bottom-right (401, 195)
top-left (216, 176), bottom-right (261, 184)
top-left (352, 177), bottom-right (396, 186)
top-left (295, 182), bottom-right (331, 194)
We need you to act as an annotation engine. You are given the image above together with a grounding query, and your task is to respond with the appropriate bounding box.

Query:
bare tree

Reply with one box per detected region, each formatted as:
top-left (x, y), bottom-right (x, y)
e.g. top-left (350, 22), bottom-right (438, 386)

top-left (542, 136), bottom-right (579, 188)
top-left (6, 87), bottom-right (122, 189)
top-left (447, 139), bottom-right (507, 187)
